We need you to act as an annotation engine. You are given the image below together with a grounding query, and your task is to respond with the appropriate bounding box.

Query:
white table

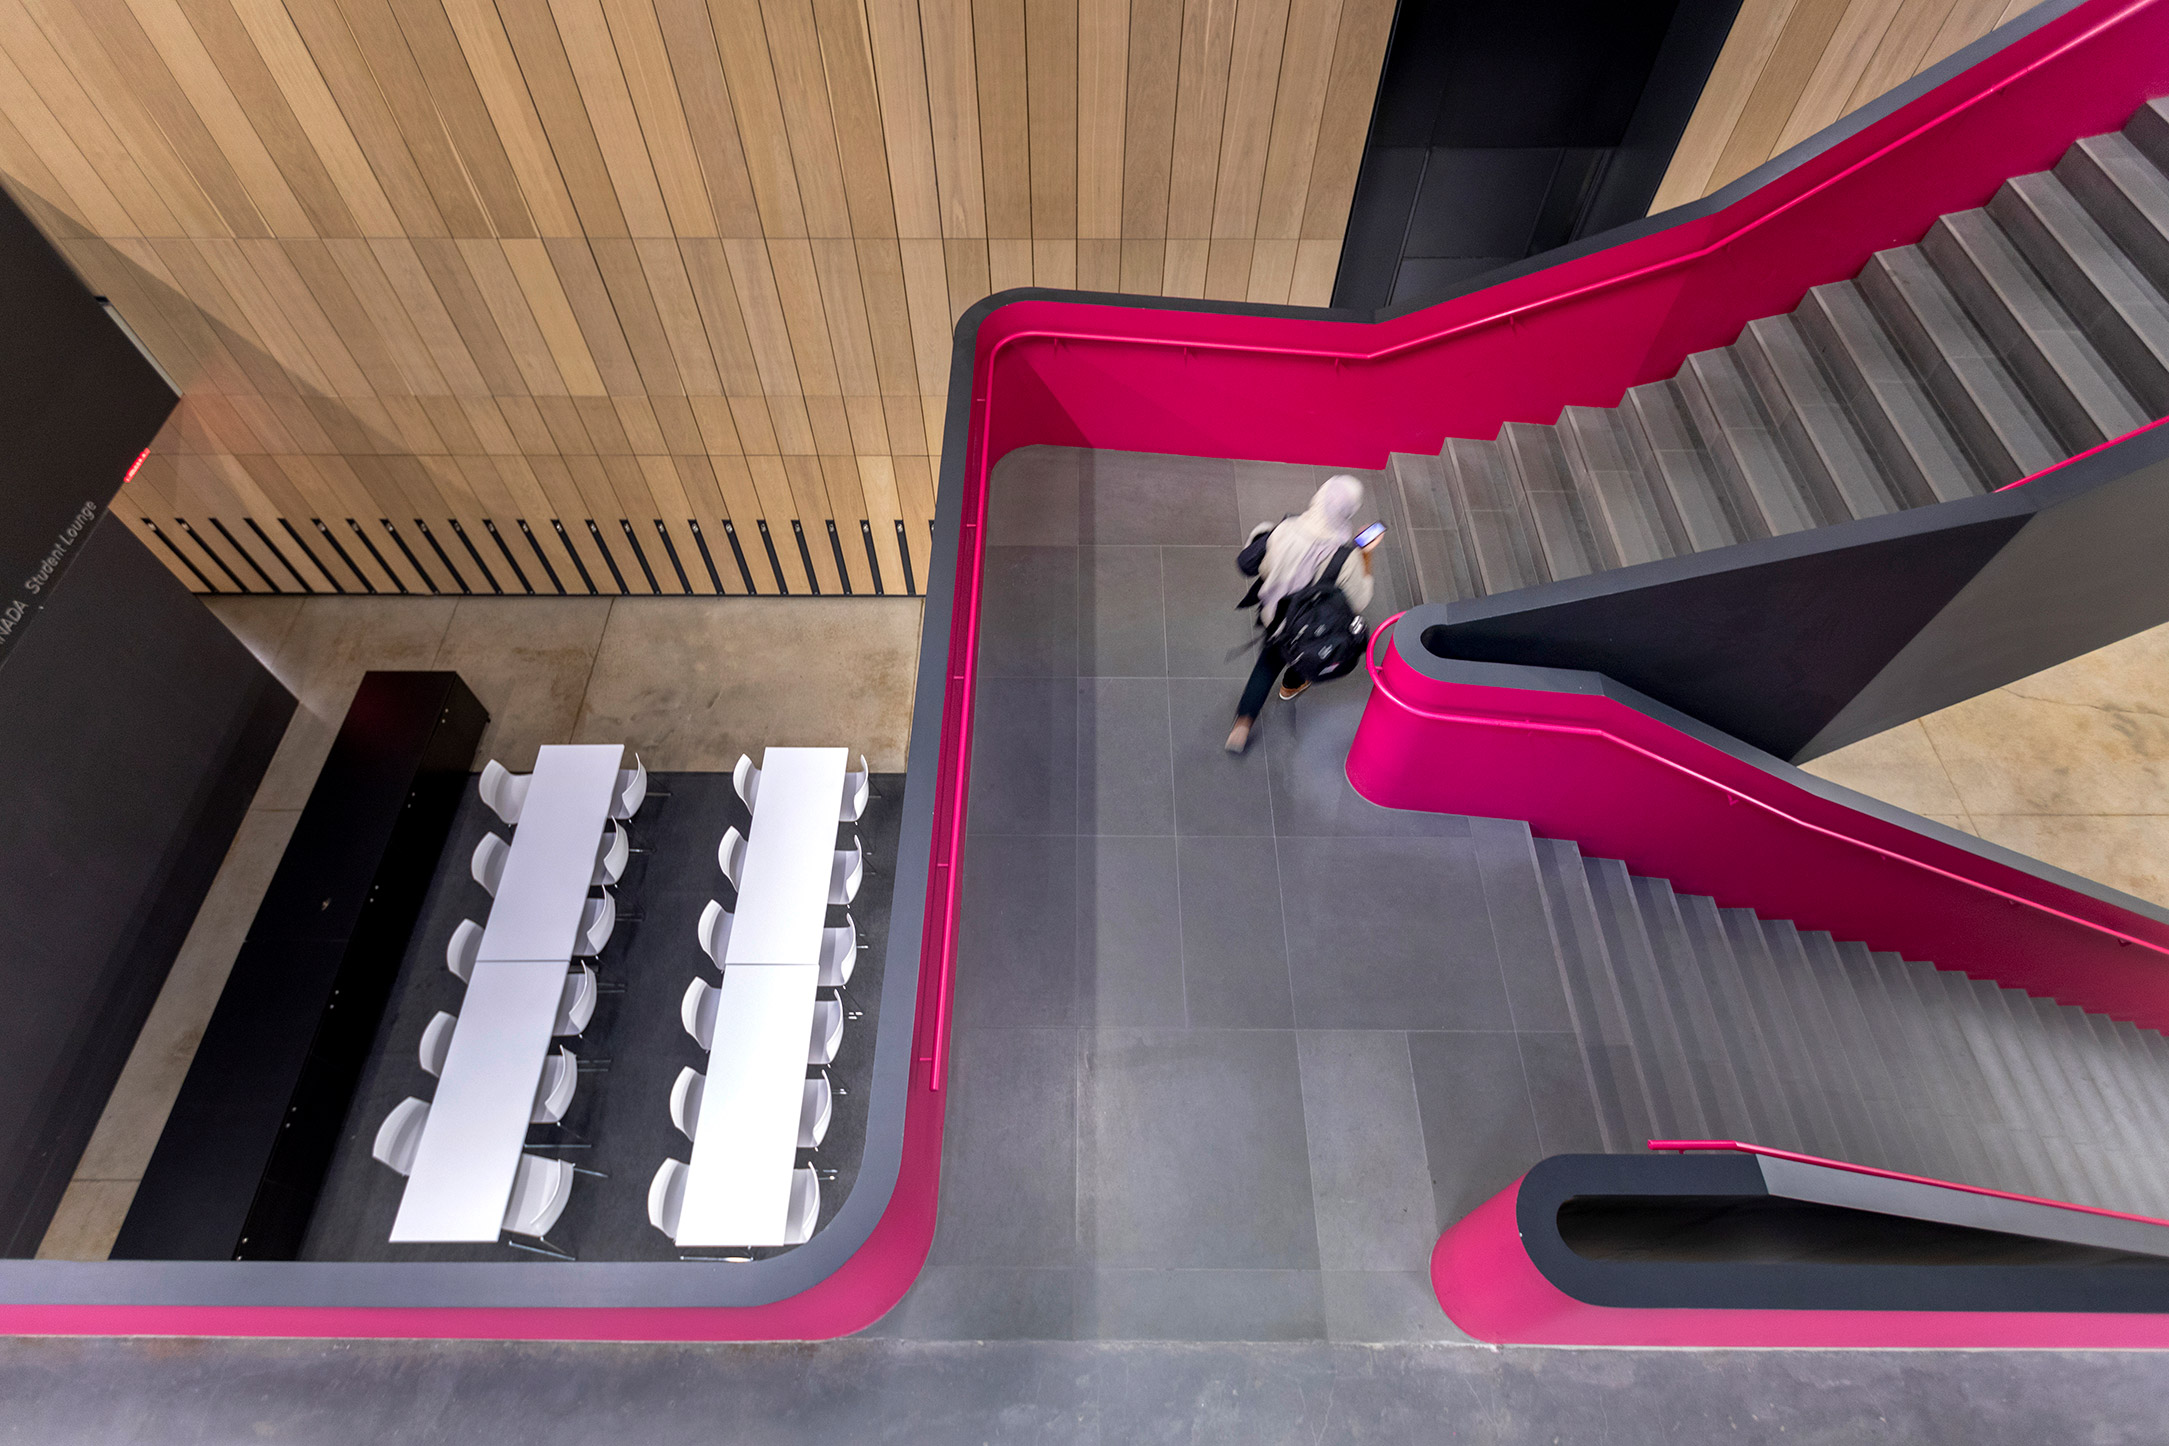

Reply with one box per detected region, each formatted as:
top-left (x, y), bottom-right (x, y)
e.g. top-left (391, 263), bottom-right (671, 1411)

top-left (725, 747), bottom-right (848, 968)
top-left (390, 959), bottom-right (565, 1242)
top-left (477, 743), bottom-right (624, 963)
top-left (675, 963), bottom-right (821, 1246)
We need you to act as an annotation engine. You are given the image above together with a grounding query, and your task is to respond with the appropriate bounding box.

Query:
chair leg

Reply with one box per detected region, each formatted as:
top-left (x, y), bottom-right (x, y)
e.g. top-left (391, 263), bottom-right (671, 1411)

top-left (570, 1165), bottom-right (609, 1179)
top-left (505, 1237), bottom-right (575, 1261)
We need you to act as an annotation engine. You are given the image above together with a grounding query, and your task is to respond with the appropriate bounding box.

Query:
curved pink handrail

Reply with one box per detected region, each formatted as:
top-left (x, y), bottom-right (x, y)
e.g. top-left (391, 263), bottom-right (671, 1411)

top-left (1359, 618), bottom-right (2169, 963)
top-left (1649, 1138), bottom-right (2169, 1230)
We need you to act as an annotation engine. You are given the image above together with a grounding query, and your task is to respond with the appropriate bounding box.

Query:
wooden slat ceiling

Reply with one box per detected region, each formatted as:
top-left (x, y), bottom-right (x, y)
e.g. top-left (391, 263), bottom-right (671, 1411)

top-left (1651, 0), bottom-right (2037, 212)
top-left (0, 0), bottom-right (1395, 595)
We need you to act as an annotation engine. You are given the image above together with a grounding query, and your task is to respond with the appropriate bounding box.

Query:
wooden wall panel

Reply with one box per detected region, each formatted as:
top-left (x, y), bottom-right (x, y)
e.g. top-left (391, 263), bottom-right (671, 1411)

top-left (0, 0), bottom-right (1394, 593)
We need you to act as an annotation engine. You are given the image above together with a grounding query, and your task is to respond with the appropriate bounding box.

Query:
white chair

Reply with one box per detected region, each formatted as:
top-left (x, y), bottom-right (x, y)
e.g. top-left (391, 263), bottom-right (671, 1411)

top-left (418, 1010), bottom-right (456, 1079)
top-left (574, 894), bottom-right (615, 957)
top-left (501, 1153), bottom-right (575, 1256)
top-left (610, 752), bottom-right (661, 820)
top-left (555, 963), bottom-right (598, 1037)
top-left (732, 753), bottom-right (760, 810)
top-left (808, 997), bottom-right (843, 1067)
top-left (591, 821), bottom-right (630, 887)
top-left (471, 832), bottom-right (510, 897)
top-left (446, 919), bottom-right (482, 984)
top-left (717, 827), bottom-right (747, 890)
top-left (371, 1097), bottom-right (429, 1177)
top-left (799, 1075), bottom-right (832, 1149)
top-left (531, 1046), bottom-right (578, 1125)
top-left (669, 1065), bottom-right (704, 1141)
top-left (682, 976), bottom-right (719, 1051)
top-left (829, 838), bottom-right (862, 906)
top-left (647, 1158), bottom-right (688, 1239)
top-left (479, 759), bottom-right (531, 827)
top-left (782, 1165), bottom-right (819, 1246)
top-left (840, 753), bottom-right (869, 822)
top-left (697, 899), bottom-right (733, 968)
top-left (819, 917), bottom-right (857, 990)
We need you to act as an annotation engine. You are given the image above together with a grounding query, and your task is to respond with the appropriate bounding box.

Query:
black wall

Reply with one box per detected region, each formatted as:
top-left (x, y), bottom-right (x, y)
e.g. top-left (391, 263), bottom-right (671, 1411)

top-left (1334, 0), bottom-right (1744, 312)
top-left (0, 180), bottom-right (291, 1255)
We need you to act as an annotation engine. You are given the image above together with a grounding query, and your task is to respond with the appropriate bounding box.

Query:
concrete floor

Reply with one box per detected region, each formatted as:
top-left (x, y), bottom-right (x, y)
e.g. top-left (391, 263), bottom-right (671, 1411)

top-left (1804, 617), bottom-right (2169, 911)
top-left (37, 594), bottom-right (924, 1260)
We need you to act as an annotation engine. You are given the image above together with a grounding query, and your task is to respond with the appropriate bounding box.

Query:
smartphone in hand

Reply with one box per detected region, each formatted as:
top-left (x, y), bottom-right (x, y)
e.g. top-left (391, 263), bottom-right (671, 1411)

top-left (1354, 520), bottom-right (1387, 549)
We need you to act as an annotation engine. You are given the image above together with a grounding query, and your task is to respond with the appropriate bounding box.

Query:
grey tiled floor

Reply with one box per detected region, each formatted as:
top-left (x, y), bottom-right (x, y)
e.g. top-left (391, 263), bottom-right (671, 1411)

top-left (874, 447), bottom-right (1602, 1343)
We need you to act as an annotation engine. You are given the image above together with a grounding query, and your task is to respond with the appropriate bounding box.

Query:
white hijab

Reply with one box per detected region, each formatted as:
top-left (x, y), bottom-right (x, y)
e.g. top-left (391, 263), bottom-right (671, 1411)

top-left (1257, 473), bottom-right (1365, 622)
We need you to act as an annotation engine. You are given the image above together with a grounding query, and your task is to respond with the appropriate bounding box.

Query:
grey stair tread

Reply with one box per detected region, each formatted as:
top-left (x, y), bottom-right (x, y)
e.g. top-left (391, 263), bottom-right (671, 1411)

top-left (1965, 980), bottom-right (2108, 1207)
top-left (1620, 380), bottom-right (1753, 549)
top-left (2015, 994), bottom-right (2153, 1211)
top-left (1993, 168), bottom-right (2169, 417)
top-left (1558, 406), bottom-right (1684, 567)
top-left (1673, 892), bottom-right (1800, 1144)
top-left (1832, 942), bottom-right (1964, 1182)
top-left (1581, 859), bottom-right (1707, 1137)
top-left (1857, 245), bottom-right (2067, 485)
top-left (1717, 908), bottom-right (1845, 1158)
top-left (1866, 953), bottom-right (2020, 1192)
top-left (1796, 280), bottom-right (1986, 506)
top-left (1530, 837), bottom-right (1656, 1151)
top-left (2123, 96), bottom-right (2169, 183)
top-left (2095, 1018), bottom-right (2169, 1210)
top-left (1442, 437), bottom-right (1547, 595)
top-left (2059, 131), bottom-right (2169, 313)
top-left (1501, 422), bottom-right (1607, 581)
top-left (1926, 208), bottom-right (2150, 451)
top-left (1793, 931), bottom-right (1910, 1171)
top-left (1677, 347), bottom-right (1825, 535)
top-left (2035, 1000), bottom-right (2167, 1213)
top-left (1386, 453), bottom-right (1478, 603)
top-left (1760, 920), bottom-right (1884, 1164)
top-left (1917, 966), bottom-right (2066, 1199)
top-left (1632, 878), bottom-right (1758, 1139)
top-left (1738, 315), bottom-right (1904, 522)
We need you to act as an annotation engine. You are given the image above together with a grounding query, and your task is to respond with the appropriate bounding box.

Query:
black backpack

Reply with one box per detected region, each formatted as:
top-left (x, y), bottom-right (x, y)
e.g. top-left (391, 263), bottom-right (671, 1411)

top-left (1270, 543), bottom-right (1367, 685)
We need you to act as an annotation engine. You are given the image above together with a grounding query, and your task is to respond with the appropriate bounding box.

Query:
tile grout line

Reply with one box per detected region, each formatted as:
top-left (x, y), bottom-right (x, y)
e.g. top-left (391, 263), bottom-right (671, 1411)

top-left (1159, 544), bottom-right (1189, 1031)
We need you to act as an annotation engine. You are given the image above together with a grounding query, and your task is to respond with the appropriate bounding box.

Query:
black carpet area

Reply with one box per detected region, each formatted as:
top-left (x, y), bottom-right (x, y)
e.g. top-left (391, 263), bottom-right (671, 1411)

top-left (301, 770), bottom-right (904, 1263)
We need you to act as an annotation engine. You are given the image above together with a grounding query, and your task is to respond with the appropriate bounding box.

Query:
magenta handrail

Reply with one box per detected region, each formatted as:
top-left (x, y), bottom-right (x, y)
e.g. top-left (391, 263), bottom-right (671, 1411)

top-left (1649, 1138), bottom-right (2169, 1230)
top-left (1359, 619), bottom-right (2169, 963)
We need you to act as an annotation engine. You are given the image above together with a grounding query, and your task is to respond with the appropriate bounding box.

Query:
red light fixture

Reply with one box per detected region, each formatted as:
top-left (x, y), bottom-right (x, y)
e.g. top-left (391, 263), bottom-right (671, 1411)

top-left (122, 446), bottom-right (150, 486)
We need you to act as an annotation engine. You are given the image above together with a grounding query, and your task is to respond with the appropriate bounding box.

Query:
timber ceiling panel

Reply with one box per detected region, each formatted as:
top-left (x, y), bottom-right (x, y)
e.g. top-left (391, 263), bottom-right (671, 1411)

top-left (0, 0), bottom-right (1394, 594)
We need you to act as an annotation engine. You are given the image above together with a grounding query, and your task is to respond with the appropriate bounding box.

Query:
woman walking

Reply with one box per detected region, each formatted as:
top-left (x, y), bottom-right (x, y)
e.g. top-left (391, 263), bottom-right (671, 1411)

top-left (1225, 473), bottom-right (1375, 754)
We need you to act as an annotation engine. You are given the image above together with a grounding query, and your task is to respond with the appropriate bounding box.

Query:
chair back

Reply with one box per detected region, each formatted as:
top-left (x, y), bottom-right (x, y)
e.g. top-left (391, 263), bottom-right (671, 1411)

top-left (418, 1010), bottom-right (457, 1078)
top-left (471, 832), bottom-right (510, 896)
top-left (669, 1065), bottom-right (704, 1140)
top-left (808, 998), bottom-right (843, 1066)
top-left (531, 1047), bottom-right (578, 1124)
top-left (479, 760), bottom-right (529, 826)
top-left (828, 839), bottom-right (862, 906)
top-left (732, 753), bottom-right (760, 809)
top-left (611, 754), bottom-right (648, 820)
top-left (371, 1097), bottom-right (429, 1176)
top-left (839, 754), bottom-right (869, 822)
top-left (592, 821), bottom-right (629, 887)
top-left (554, 963), bottom-right (597, 1037)
top-left (783, 1166), bottom-right (820, 1245)
top-left (647, 1158), bottom-right (688, 1237)
top-left (502, 1154), bottom-right (573, 1237)
top-left (799, 1075), bottom-right (832, 1149)
top-left (681, 977), bottom-right (718, 1051)
top-left (576, 893), bottom-right (615, 956)
top-left (819, 919), bottom-right (856, 988)
top-left (446, 918), bottom-right (483, 983)
top-left (697, 900), bottom-right (732, 966)
top-left (718, 827), bottom-right (747, 889)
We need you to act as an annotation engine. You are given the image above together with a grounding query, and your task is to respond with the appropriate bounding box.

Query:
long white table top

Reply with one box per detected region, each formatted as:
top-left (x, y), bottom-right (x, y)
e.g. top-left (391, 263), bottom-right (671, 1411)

top-left (391, 959), bottom-right (564, 1242)
top-left (478, 744), bottom-right (624, 963)
top-left (725, 747), bottom-right (848, 968)
top-left (676, 962), bottom-right (821, 1246)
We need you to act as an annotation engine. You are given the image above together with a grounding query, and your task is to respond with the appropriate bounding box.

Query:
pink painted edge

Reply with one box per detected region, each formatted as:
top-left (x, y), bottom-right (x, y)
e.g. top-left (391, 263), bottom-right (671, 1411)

top-left (1648, 1139), bottom-right (2169, 1229)
top-left (1431, 1175), bottom-right (2169, 1348)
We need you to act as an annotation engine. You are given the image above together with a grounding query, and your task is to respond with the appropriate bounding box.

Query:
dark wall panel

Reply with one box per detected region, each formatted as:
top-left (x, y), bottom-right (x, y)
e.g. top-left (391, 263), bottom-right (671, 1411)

top-left (0, 518), bottom-right (291, 1254)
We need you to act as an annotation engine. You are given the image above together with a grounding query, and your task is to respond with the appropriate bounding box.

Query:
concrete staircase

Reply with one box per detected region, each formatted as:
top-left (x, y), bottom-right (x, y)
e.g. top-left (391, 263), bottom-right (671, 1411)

top-left (1392, 98), bottom-right (2169, 604)
top-left (1520, 823), bottom-right (2169, 1218)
